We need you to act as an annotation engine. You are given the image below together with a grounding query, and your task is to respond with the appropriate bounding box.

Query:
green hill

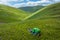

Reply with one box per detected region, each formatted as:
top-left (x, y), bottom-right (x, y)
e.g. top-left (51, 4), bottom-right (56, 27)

top-left (0, 3), bottom-right (60, 40)
top-left (24, 3), bottom-right (60, 20)
top-left (19, 6), bottom-right (44, 13)
top-left (0, 4), bottom-right (29, 23)
top-left (14, 3), bottom-right (60, 40)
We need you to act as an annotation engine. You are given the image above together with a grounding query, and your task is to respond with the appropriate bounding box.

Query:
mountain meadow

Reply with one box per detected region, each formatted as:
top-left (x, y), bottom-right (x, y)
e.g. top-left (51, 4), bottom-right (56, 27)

top-left (0, 3), bottom-right (60, 40)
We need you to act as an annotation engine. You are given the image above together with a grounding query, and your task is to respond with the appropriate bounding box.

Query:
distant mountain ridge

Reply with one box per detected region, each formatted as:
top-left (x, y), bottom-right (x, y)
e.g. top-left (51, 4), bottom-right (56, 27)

top-left (19, 6), bottom-right (44, 13)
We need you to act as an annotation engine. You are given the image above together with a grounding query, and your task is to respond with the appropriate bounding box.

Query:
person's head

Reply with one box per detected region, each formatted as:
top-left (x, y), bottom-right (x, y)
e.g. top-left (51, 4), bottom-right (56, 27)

top-left (28, 28), bottom-right (32, 32)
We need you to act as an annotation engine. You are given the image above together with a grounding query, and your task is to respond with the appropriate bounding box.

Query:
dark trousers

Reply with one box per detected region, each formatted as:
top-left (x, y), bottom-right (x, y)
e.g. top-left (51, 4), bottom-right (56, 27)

top-left (32, 31), bottom-right (41, 37)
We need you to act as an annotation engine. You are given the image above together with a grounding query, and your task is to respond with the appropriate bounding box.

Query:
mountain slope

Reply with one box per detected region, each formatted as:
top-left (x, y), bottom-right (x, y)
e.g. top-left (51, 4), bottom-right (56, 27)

top-left (0, 4), bottom-right (29, 23)
top-left (0, 3), bottom-right (60, 40)
top-left (24, 3), bottom-right (60, 20)
top-left (19, 6), bottom-right (44, 13)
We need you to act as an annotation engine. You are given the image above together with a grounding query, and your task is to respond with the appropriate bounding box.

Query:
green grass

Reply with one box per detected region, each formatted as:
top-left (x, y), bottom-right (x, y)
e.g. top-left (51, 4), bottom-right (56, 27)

top-left (23, 3), bottom-right (60, 20)
top-left (0, 4), bottom-right (30, 23)
top-left (0, 3), bottom-right (60, 40)
top-left (0, 19), bottom-right (60, 40)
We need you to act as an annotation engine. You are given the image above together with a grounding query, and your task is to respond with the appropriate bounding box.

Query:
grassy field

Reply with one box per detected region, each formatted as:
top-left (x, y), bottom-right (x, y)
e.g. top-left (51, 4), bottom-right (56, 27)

top-left (0, 19), bottom-right (60, 40)
top-left (0, 3), bottom-right (60, 40)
